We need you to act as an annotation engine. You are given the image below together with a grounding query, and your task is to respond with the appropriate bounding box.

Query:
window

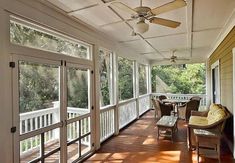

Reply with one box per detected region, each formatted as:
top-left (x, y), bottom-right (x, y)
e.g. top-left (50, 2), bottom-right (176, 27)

top-left (118, 57), bottom-right (134, 101)
top-left (151, 64), bottom-right (206, 94)
top-left (211, 60), bottom-right (220, 103)
top-left (139, 64), bottom-right (148, 95)
top-left (99, 49), bottom-right (112, 107)
top-left (10, 19), bottom-right (91, 59)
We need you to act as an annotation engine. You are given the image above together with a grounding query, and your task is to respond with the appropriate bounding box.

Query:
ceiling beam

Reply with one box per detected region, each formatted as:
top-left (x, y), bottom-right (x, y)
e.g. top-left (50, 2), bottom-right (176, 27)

top-left (67, 0), bottom-right (119, 15)
top-left (186, 0), bottom-right (193, 57)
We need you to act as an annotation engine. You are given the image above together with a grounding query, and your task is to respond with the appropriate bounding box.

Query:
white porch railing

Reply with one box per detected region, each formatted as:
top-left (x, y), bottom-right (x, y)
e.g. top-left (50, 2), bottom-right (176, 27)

top-left (19, 103), bottom-right (90, 155)
top-left (118, 99), bottom-right (137, 129)
top-left (151, 93), bottom-right (207, 110)
top-left (20, 94), bottom-right (151, 156)
top-left (100, 106), bottom-right (115, 142)
top-left (139, 94), bottom-right (151, 116)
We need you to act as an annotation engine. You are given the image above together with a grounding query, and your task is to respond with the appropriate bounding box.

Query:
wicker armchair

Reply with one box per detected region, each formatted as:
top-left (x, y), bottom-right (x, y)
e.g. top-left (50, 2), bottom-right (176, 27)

top-left (190, 96), bottom-right (201, 102)
top-left (187, 105), bottom-right (230, 150)
top-left (178, 96), bottom-right (201, 108)
top-left (152, 99), bottom-right (173, 119)
top-left (178, 100), bottom-right (200, 121)
top-left (159, 95), bottom-right (167, 101)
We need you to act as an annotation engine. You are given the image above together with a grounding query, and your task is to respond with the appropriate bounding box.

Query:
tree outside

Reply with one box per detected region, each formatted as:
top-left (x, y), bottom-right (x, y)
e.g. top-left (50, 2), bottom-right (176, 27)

top-left (118, 57), bottom-right (134, 101)
top-left (139, 64), bottom-right (148, 95)
top-left (151, 63), bottom-right (206, 94)
top-left (99, 50), bottom-right (111, 107)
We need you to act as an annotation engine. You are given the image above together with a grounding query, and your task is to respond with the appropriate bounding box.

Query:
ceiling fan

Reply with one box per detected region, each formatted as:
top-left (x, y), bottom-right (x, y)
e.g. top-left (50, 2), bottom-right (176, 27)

top-left (110, 0), bottom-right (187, 34)
top-left (165, 50), bottom-right (189, 63)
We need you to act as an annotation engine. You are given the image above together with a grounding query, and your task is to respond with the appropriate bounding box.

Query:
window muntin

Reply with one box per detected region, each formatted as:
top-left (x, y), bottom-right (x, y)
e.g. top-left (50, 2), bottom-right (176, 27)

top-left (99, 49), bottom-right (112, 107)
top-left (10, 20), bottom-right (91, 59)
top-left (118, 57), bottom-right (134, 101)
top-left (139, 64), bottom-right (148, 95)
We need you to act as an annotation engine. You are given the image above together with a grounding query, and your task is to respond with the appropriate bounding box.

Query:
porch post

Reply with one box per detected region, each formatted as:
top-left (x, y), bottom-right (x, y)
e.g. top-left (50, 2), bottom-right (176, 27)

top-left (135, 62), bottom-right (140, 119)
top-left (94, 45), bottom-right (101, 149)
top-left (113, 53), bottom-right (119, 135)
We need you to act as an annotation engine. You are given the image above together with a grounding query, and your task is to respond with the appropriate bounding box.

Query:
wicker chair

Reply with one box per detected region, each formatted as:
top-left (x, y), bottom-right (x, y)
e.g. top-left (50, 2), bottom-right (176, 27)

top-left (159, 95), bottom-right (167, 101)
top-left (178, 96), bottom-right (201, 108)
top-left (178, 100), bottom-right (200, 121)
top-left (190, 96), bottom-right (201, 102)
top-left (152, 99), bottom-right (173, 119)
top-left (187, 105), bottom-right (230, 150)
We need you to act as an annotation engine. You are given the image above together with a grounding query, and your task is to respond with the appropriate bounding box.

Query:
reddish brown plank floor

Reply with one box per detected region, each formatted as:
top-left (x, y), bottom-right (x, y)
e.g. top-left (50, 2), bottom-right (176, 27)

top-left (86, 110), bottom-right (234, 163)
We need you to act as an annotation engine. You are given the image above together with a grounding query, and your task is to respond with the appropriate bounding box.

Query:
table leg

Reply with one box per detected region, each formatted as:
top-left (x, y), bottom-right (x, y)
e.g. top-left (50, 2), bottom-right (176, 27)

top-left (157, 128), bottom-right (159, 139)
top-left (218, 139), bottom-right (221, 163)
top-left (196, 138), bottom-right (199, 163)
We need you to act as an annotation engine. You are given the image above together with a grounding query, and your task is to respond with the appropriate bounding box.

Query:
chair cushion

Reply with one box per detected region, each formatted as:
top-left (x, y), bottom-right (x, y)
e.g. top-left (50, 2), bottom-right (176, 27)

top-left (207, 104), bottom-right (226, 124)
top-left (189, 116), bottom-right (208, 126)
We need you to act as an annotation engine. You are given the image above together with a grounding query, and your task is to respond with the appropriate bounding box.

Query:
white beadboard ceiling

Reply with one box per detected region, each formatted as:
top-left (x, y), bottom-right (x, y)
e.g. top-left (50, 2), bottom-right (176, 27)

top-left (45, 0), bottom-right (235, 64)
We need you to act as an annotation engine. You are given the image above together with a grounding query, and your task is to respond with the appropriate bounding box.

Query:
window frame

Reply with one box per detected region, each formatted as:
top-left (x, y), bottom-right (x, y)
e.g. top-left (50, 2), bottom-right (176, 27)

top-left (99, 48), bottom-right (114, 108)
top-left (10, 16), bottom-right (92, 60)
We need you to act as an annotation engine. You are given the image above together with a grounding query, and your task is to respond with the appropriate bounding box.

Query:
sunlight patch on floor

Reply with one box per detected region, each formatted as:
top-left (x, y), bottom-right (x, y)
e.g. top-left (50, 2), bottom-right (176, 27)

top-left (143, 135), bottom-right (158, 145)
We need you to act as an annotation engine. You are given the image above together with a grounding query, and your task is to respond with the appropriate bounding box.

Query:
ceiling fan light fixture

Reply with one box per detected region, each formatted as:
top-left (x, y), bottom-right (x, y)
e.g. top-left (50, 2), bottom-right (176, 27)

top-left (134, 20), bottom-right (149, 34)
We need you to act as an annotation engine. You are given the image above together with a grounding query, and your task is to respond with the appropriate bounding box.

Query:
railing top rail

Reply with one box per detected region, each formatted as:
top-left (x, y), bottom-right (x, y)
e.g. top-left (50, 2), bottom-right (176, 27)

top-left (20, 107), bottom-right (56, 119)
top-left (118, 98), bottom-right (137, 106)
top-left (66, 113), bottom-right (90, 125)
top-left (100, 105), bottom-right (116, 113)
top-left (152, 93), bottom-right (206, 96)
top-left (138, 94), bottom-right (151, 99)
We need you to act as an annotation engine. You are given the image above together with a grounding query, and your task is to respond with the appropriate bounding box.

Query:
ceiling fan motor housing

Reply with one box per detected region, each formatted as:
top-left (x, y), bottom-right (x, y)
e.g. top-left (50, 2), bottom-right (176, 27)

top-left (132, 6), bottom-right (152, 18)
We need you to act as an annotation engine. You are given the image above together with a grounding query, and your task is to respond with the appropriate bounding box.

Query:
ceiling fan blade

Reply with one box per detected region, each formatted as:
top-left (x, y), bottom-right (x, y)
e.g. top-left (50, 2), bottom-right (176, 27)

top-left (151, 0), bottom-right (186, 15)
top-left (110, 2), bottom-right (137, 15)
top-left (150, 17), bottom-right (181, 28)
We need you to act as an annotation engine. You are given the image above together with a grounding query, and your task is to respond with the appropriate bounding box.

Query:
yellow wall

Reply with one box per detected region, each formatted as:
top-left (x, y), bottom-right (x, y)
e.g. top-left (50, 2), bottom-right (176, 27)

top-left (209, 27), bottom-right (235, 113)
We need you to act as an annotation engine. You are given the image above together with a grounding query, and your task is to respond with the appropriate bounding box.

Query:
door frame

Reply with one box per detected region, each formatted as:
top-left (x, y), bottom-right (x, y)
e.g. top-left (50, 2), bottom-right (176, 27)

top-left (12, 54), bottom-right (64, 163)
top-left (12, 51), bottom-right (95, 162)
top-left (211, 60), bottom-right (220, 104)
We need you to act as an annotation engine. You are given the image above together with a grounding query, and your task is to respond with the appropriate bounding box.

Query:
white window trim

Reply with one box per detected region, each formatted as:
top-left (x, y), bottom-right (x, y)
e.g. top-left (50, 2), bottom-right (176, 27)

top-left (211, 60), bottom-right (220, 104)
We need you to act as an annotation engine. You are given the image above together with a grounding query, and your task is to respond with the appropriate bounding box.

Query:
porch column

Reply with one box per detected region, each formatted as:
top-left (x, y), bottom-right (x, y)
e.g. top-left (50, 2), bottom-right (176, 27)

top-left (113, 53), bottom-right (119, 135)
top-left (135, 61), bottom-right (140, 119)
top-left (94, 45), bottom-right (101, 149)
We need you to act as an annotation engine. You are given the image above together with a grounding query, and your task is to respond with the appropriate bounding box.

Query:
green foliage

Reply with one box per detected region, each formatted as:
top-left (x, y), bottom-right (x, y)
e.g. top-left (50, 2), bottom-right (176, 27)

top-left (99, 50), bottom-right (111, 106)
top-left (10, 21), bottom-right (88, 58)
top-left (151, 64), bottom-right (206, 94)
top-left (118, 57), bottom-right (134, 101)
top-left (67, 68), bottom-right (88, 108)
top-left (139, 64), bottom-right (147, 95)
top-left (19, 61), bottom-right (59, 113)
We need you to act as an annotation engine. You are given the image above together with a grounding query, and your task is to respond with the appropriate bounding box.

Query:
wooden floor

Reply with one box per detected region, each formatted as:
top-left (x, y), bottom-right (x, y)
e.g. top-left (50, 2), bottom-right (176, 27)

top-left (86, 110), bottom-right (234, 163)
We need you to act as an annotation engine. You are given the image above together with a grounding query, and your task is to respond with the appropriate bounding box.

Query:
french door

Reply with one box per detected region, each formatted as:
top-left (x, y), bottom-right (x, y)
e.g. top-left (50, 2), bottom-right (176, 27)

top-left (12, 55), bottom-right (94, 163)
